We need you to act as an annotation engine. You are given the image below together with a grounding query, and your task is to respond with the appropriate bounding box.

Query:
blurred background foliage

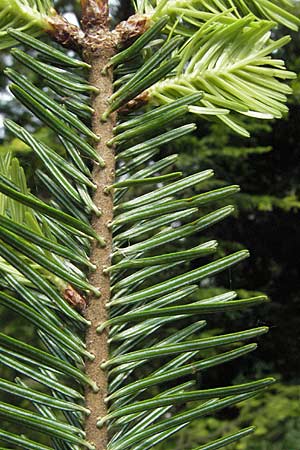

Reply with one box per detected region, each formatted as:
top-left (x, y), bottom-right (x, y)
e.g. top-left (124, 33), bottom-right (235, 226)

top-left (0, 1), bottom-right (299, 449)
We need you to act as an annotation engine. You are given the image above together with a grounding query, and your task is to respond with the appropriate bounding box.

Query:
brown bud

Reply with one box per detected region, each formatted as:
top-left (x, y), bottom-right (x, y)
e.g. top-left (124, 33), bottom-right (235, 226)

top-left (63, 284), bottom-right (87, 314)
top-left (48, 14), bottom-right (85, 51)
top-left (118, 91), bottom-right (150, 114)
top-left (114, 14), bottom-right (151, 48)
top-left (81, 0), bottom-right (109, 32)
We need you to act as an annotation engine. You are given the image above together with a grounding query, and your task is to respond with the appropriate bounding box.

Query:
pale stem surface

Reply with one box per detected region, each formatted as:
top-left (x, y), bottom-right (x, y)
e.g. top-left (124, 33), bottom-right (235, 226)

top-left (83, 13), bottom-right (117, 448)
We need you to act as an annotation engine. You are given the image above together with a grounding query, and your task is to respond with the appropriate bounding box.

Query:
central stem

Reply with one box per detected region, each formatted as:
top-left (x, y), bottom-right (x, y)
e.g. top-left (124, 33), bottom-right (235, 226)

top-left (84, 40), bottom-right (117, 449)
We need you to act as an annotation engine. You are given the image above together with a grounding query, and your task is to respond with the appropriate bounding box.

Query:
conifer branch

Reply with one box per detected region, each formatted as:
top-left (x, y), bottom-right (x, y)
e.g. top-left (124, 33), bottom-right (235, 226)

top-left (0, 2), bottom-right (298, 450)
top-left (82, 5), bottom-right (117, 448)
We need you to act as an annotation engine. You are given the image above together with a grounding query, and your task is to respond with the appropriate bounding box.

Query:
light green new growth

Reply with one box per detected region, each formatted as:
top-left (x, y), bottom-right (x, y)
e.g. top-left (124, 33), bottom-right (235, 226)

top-left (108, 9), bottom-right (297, 136)
top-left (0, 0), bottom-right (54, 49)
top-left (149, 17), bottom-right (296, 136)
top-left (135, 0), bottom-right (300, 31)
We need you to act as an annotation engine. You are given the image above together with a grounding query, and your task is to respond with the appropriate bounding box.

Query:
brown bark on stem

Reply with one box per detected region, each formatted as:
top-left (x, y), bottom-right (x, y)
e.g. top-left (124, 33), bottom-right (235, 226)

top-left (48, 2), bottom-right (150, 447)
top-left (82, 7), bottom-right (117, 447)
